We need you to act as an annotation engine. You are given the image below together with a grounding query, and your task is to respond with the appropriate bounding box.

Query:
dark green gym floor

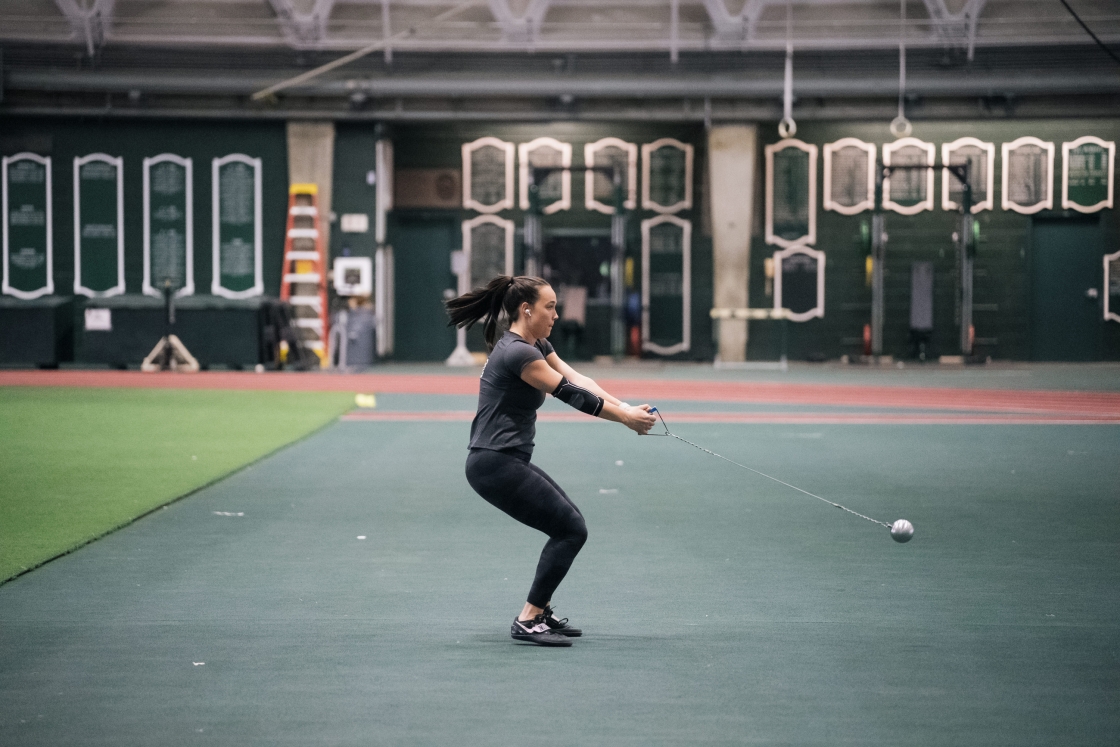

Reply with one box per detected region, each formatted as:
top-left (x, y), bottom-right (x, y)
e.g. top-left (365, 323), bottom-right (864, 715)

top-left (2, 392), bottom-right (1118, 745)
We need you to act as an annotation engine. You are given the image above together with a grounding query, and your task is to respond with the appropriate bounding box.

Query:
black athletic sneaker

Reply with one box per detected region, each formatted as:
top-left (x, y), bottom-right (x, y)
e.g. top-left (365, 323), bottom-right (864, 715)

top-left (542, 605), bottom-right (582, 637)
top-left (510, 614), bottom-right (573, 647)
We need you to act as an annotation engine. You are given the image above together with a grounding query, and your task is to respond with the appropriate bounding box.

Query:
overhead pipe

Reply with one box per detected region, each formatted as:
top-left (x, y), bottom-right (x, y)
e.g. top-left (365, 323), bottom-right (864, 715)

top-left (9, 70), bottom-right (1120, 99)
top-left (7, 96), bottom-right (1120, 123)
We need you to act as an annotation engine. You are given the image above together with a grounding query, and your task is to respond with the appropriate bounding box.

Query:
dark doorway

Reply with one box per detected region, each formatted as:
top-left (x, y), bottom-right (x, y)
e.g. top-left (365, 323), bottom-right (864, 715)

top-left (542, 233), bottom-right (613, 298)
top-left (1030, 216), bottom-right (1104, 361)
top-left (390, 215), bottom-right (458, 361)
top-left (542, 232), bottom-right (614, 359)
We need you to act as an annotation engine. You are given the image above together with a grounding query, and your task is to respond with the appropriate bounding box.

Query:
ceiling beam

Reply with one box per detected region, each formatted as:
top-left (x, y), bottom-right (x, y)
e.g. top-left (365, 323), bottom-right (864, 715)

top-left (53, 0), bottom-right (115, 55)
top-left (488, 0), bottom-right (552, 43)
top-left (267, 0), bottom-right (337, 48)
top-left (381, 0), bottom-right (393, 64)
top-left (701, 0), bottom-right (765, 43)
top-left (14, 67), bottom-right (1120, 99)
top-left (700, 0), bottom-right (988, 52)
top-left (921, 0), bottom-right (987, 59)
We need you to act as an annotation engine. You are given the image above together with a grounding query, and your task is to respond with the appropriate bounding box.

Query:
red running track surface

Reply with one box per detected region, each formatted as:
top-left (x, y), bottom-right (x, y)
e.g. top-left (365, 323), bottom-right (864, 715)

top-left (340, 411), bottom-right (1120, 425)
top-left (2, 369), bottom-right (1119, 418)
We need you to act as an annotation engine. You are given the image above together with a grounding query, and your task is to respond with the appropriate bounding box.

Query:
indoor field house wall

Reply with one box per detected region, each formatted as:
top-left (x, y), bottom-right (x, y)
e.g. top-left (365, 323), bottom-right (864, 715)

top-left (749, 118), bottom-right (1120, 363)
top-left (2, 115), bottom-right (1118, 364)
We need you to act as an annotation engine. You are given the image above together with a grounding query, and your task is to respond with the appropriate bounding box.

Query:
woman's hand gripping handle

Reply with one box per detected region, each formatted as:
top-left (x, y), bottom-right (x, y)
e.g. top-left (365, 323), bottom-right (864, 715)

top-left (613, 402), bottom-right (657, 436)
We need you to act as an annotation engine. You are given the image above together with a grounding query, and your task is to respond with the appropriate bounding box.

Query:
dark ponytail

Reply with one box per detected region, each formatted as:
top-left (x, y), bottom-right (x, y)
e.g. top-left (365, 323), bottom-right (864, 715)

top-left (445, 275), bottom-right (549, 351)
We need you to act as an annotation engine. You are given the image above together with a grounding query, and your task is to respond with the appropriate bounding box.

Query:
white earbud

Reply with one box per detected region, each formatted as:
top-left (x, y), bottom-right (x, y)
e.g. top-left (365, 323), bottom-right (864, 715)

top-left (526, 310), bottom-right (531, 317)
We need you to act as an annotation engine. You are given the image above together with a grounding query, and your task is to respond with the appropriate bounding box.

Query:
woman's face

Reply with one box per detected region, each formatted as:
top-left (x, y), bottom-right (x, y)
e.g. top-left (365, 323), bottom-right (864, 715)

top-left (524, 284), bottom-right (558, 339)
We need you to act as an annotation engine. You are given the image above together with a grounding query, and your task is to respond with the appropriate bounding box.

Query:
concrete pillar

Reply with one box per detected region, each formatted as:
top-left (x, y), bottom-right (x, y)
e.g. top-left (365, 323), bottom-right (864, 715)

top-left (374, 139), bottom-right (394, 357)
top-left (708, 125), bottom-right (757, 363)
top-left (286, 121), bottom-right (335, 251)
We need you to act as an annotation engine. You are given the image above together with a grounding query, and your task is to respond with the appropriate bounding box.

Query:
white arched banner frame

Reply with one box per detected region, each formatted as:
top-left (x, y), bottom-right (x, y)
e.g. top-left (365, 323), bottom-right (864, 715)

top-left (143, 153), bottom-right (194, 298)
top-left (461, 214), bottom-right (515, 290)
top-left (823, 138), bottom-right (875, 215)
top-left (773, 244), bottom-right (825, 322)
top-left (518, 137), bottom-right (571, 215)
top-left (73, 153), bottom-right (125, 298)
top-left (1001, 136), bottom-right (1055, 215)
top-left (584, 137), bottom-right (638, 215)
top-left (1105, 249), bottom-right (1120, 323)
top-left (212, 154), bottom-right (264, 299)
top-left (764, 138), bottom-right (817, 247)
top-left (2, 152), bottom-right (54, 300)
top-left (641, 137), bottom-right (694, 214)
top-left (1062, 135), bottom-right (1115, 214)
top-left (941, 137), bottom-right (995, 213)
top-left (462, 137), bottom-right (515, 214)
top-left (883, 137), bottom-right (935, 215)
top-left (640, 214), bottom-right (692, 356)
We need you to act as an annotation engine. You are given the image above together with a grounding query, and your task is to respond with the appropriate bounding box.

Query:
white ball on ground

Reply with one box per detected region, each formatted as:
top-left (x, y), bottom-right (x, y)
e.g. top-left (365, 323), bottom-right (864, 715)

top-left (890, 519), bottom-right (915, 543)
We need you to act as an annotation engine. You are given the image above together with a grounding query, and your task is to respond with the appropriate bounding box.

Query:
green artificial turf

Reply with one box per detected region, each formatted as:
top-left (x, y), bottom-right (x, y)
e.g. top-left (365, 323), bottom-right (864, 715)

top-left (0, 387), bottom-right (355, 582)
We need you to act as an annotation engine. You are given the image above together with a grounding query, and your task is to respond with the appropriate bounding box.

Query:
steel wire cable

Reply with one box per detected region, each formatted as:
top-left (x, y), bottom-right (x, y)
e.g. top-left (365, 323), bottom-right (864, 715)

top-left (649, 408), bottom-right (891, 530)
top-left (1059, 0), bottom-right (1120, 67)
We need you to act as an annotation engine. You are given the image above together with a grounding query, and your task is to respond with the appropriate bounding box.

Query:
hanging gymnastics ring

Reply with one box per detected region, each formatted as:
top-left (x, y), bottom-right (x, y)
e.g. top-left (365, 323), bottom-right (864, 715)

top-left (778, 117), bottom-right (797, 139)
top-left (889, 115), bottom-right (913, 139)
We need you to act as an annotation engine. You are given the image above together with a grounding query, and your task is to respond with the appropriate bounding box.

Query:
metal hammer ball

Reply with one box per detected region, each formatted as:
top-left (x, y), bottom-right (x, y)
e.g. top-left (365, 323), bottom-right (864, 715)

top-left (890, 519), bottom-right (915, 543)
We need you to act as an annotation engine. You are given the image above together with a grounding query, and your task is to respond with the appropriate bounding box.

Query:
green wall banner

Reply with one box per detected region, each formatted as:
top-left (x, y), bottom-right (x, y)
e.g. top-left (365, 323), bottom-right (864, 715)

top-left (1001, 137), bottom-right (1054, 215)
top-left (143, 154), bottom-right (194, 297)
top-left (212, 154), bottom-right (263, 298)
top-left (641, 215), bottom-right (691, 355)
top-left (642, 138), bottom-right (694, 215)
top-left (1062, 136), bottom-right (1115, 214)
top-left (74, 154), bottom-right (125, 297)
top-left (2, 153), bottom-right (53, 299)
top-left (765, 138), bottom-right (817, 247)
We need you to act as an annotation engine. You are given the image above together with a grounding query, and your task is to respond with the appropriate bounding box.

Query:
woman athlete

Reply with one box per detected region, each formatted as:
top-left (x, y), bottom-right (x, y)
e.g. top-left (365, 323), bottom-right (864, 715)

top-left (446, 276), bottom-right (657, 647)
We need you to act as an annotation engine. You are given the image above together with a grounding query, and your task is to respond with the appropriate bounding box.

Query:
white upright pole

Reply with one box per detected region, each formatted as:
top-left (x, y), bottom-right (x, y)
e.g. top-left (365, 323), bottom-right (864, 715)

top-left (446, 247), bottom-right (475, 366)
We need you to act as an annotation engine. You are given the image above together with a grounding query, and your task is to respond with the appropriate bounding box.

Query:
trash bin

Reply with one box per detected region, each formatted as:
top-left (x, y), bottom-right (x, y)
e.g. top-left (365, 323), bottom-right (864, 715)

top-left (331, 305), bottom-right (376, 368)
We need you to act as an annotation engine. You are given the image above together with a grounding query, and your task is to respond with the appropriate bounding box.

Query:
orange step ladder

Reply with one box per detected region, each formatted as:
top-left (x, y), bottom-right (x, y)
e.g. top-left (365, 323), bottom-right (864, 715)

top-left (280, 183), bottom-right (329, 366)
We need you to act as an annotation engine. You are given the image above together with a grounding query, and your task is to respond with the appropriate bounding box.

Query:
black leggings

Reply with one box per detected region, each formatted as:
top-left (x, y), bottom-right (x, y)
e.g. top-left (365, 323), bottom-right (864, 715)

top-left (465, 448), bottom-right (588, 608)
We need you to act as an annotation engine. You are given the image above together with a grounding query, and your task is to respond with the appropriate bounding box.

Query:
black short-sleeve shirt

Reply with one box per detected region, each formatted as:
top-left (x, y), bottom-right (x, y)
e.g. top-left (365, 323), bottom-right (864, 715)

top-left (468, 331), bottom-right (555, 454)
